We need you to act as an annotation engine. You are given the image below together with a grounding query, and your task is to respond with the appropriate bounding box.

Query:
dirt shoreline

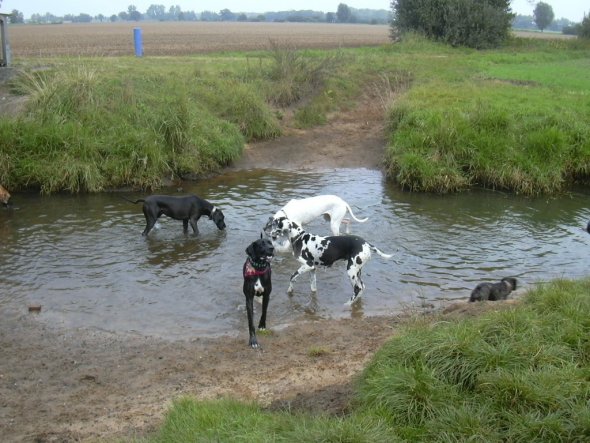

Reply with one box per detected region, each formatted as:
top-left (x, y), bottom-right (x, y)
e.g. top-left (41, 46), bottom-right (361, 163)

top-left (0, 90), bottom-right (447, 443)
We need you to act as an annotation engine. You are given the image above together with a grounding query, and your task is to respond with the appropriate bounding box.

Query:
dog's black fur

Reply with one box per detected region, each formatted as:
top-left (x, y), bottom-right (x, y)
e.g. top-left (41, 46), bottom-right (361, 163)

top-left (469, 277), bottom-right (517, 302)
top-left (243, 235), bottom-right (274, 349)
top-left (587, 220), bottom-right (590, 234)
top-left (123, 194), bottom-right (226, 236)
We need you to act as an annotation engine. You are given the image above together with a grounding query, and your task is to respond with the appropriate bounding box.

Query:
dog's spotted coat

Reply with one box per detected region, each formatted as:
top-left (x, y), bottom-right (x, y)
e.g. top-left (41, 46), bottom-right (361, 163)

top-left (271, 216), bottom-right (392, 305)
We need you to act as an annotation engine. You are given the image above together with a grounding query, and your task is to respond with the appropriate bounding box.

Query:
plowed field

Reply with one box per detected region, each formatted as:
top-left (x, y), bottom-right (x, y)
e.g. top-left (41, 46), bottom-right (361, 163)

top-left (8, 22), bottom-right (390, 57)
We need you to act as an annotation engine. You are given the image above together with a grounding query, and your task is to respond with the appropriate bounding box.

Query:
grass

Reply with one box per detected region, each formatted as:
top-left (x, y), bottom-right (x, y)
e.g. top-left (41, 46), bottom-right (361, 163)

top-left (145, 278), bottom-right (590, 442)
top-left (382, 34), bottom-right (590, 195)
top-left (1, 35), bottom-right (590, 195)
top-left (0, 44), bottom-right (353, 193)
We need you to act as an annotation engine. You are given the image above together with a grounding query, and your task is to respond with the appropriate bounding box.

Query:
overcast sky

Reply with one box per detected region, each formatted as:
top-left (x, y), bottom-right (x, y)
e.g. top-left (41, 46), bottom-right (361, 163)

top-left (2, 1), bottom-right (588, 23)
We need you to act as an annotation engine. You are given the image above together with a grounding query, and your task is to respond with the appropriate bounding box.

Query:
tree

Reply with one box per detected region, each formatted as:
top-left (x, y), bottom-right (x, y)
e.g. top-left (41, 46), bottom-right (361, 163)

top-left (127, 5), bottom-right (142, 21)
top-left (10, 9), bottom-right (24, 24)
top-left (533, 2), bottom-right (554, 31)
top-left (219, 9), bottom-right (235, 21)
top-left (579, 13), bottom-right (590, 39)
top-left (337, 3), bottom-right (351, 23)
top-left (390, 0), bottom-right (514, 49)
top-left (146, 4), bottom-right (166, 21)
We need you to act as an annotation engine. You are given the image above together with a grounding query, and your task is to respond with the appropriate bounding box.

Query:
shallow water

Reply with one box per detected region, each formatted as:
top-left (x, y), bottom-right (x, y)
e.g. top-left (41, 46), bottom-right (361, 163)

top-left (1, 168), bottom-right (589, 340)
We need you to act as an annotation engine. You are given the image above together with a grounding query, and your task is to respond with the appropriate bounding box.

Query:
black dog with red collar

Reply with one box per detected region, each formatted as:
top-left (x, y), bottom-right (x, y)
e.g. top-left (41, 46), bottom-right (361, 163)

top-left (243, 235), bottom-right (274, 348)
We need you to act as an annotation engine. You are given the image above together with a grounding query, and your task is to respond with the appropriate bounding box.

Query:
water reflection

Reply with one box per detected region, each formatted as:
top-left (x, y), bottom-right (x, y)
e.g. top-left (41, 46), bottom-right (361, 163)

top-left (0, 169), bottom-right (589, 339)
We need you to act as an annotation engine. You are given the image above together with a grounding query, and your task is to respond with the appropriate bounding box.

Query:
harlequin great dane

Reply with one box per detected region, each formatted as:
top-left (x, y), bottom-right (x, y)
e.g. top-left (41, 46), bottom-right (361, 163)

top-left (270, 216), bottom-right (393, 305)
top-left (265, 195), bottom-right (368, 237)
top-left (0, 185), bottom-right (11, 207)
top-left (122, 194), bottom-right (226, 236)
top-left (243, 235), bottom-right (274, 349)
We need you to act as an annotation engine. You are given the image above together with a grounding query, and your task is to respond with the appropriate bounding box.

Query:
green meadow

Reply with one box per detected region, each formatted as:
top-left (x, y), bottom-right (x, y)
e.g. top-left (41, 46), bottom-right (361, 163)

top-left (1, 35), bottom-right (589, 195)
top-left (145, 279), bottom-right (590, 442)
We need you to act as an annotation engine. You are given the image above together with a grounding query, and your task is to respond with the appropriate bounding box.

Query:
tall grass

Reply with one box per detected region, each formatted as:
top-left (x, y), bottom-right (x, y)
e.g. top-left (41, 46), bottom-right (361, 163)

top-left (147, 278), bottom-right (590, 442)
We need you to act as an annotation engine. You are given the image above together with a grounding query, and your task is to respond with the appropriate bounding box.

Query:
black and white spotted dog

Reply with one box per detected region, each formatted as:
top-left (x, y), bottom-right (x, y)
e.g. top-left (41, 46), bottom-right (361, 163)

top-left (270, 216), bottom-right (393, 305)
top-left (243, 235), bottom-right (274, 349)
top-left (469, 277), bottom-right (517, 302)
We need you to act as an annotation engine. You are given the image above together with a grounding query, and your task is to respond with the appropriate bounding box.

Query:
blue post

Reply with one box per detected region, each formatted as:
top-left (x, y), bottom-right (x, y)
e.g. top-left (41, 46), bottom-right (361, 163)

top-left (133, 27), bottom-right (143, 57)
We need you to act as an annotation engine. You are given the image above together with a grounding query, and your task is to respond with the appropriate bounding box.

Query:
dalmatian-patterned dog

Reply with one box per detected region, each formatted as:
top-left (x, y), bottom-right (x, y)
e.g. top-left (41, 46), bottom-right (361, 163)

top-left (270, 216), bottom-right (393, 305)
top-left (265, 194), bottom-right (368, 237)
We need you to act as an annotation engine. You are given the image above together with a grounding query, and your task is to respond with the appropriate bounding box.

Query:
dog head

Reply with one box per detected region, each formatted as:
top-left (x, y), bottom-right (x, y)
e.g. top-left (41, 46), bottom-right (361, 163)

top-left (245, 234), bottom-right (274, 264)
top-left (269, 216), bottom-right (299, 240)
top-left (0, 185), bottom-right (11, 208)
top-left (501, 277), bottom-right (517, 292)
top-left (210, 207), bottom-right (226, 230)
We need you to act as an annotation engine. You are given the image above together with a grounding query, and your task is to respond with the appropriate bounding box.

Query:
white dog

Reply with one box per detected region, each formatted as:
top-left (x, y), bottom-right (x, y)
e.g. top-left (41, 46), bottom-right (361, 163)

top-left (265, 195), bottom-right (368, 237)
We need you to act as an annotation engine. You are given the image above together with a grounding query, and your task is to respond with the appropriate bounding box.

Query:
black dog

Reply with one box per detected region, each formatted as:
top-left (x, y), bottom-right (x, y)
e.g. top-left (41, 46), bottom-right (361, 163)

top-left (123, 194), bottom-right (226, 236)
top-left (243, 235), bottom-right (274, 349)
top-left (469, 277), bottom-right (517, 302)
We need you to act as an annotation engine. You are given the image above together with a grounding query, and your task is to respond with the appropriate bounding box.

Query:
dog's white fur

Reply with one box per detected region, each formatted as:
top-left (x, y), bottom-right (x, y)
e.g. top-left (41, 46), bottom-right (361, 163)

top-left (271, 195), bottom-right (368, 236)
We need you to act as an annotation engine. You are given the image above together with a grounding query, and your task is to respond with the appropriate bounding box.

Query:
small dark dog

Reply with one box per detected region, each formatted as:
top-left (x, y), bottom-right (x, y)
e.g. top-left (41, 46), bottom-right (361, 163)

top-left (243, 235), bottom-right (274, 349)
top-left (123, 194), bottom-right (226, 236)
top-left (469, 277), bottom-right (517, 302)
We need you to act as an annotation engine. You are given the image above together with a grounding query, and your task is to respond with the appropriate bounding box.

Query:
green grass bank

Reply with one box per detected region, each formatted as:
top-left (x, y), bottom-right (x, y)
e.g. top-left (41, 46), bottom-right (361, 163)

top-left (1, 36), bottom-right (590, 195)
top-left (146, 278), bottom-right (590, 442)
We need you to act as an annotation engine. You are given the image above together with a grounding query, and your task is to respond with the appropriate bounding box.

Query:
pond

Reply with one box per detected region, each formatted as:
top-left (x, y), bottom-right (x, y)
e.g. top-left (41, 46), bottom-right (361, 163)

top-left (1, 168), bottom-right (589, 340)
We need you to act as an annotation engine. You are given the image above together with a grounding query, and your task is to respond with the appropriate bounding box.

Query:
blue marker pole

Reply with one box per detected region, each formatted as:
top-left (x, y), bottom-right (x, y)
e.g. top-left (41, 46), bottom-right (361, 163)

top-left (133, 27), bottom-right (143, 57)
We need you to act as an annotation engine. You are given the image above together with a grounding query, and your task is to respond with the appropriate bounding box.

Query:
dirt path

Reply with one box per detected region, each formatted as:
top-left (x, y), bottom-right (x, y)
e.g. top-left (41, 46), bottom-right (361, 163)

top-left (0, 91), bottom-right (417, 442)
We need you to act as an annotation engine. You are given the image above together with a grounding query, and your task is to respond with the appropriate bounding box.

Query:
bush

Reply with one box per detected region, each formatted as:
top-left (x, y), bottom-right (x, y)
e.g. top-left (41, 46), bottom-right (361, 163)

top-left (390, 0), bottom-right (514, 49)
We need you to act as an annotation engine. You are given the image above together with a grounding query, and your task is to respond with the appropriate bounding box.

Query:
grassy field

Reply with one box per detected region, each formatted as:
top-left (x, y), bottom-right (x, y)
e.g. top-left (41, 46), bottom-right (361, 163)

top-left (7, 22), bottom-right (390, 57)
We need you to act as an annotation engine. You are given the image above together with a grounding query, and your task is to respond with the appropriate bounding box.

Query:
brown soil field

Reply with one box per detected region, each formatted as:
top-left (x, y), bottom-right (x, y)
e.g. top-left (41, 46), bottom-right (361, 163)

top-left (7, 22), bottom-right (391, 58)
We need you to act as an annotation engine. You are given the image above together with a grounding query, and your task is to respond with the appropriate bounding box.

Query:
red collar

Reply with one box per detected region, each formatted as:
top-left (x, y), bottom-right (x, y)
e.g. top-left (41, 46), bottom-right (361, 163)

top-left (243, 258), bottom-right (270, 278)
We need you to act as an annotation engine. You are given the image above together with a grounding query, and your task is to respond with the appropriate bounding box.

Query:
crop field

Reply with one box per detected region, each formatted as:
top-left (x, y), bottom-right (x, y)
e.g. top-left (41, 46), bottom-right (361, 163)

top-left (7, 22), bottom-right (391, 57)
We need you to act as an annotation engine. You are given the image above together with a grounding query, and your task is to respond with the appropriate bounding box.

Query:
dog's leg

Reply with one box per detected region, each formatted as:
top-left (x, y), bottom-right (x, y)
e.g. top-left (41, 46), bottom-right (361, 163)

top-left (142, 217), bottom-right (157, 236)
top-left (183, 219), bottom-right (189, 233)
top-left (310, 268), bottom-right (317, 292)
top-left (330, 218), bottom-right (341, 236)
top-left (345, 265), bottom-right (365, 305)
top-left (189, 217), bottom-right (199, 234)
top-left (142, 204), bottom-right (158, 236)
top-left (288, 264), bottom-right (314, 294)
top-left (258, 293), bottom-right (269, 330)
top-left (245, 295), bottom-right (259, 348)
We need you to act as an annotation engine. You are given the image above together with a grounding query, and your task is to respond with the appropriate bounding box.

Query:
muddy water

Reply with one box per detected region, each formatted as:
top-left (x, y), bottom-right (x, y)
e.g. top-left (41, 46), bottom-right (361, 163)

top-left (1, 168), bottom-right (589, 340)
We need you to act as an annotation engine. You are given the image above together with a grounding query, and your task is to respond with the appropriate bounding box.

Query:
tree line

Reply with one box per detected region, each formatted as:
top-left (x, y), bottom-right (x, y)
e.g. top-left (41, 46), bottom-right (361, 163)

top-left (6, 3), bottom-right (390, 25)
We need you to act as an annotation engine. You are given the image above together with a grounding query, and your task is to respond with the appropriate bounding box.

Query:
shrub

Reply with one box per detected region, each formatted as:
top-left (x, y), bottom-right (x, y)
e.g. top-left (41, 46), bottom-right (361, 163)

top-left (390, 0), bottom-right (514, 49)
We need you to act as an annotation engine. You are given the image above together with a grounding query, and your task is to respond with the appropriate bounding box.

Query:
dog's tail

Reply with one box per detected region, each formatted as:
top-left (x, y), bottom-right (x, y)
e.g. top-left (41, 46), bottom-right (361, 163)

top-left (120, 195), bottom-right (145, 204)
top-left (345, 203), bottom-right (368, 223)
top-left (369, 244), bottom-right (393, 259)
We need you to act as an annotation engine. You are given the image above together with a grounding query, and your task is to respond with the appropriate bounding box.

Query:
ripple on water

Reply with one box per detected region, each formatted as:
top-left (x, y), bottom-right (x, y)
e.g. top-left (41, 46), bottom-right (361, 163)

top-left (1, 170), bottom-right (589, 338)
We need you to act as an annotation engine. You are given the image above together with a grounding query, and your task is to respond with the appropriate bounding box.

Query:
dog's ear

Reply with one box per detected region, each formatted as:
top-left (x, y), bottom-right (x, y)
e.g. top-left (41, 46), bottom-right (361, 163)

top-left (245, 243), bottom-right (254, 257)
